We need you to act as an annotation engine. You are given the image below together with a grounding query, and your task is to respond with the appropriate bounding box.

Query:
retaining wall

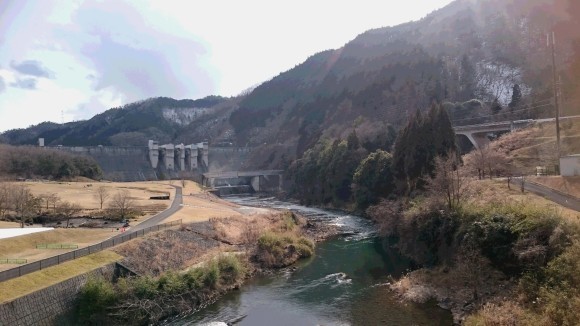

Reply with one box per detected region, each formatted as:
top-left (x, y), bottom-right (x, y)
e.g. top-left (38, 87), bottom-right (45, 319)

top-left (0, 264), bottom-right (115, 326)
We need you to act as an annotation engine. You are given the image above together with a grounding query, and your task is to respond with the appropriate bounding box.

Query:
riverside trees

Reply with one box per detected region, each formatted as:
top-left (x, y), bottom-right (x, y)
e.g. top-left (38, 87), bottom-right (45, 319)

top-left (288, 101), bottom-right (458, 211)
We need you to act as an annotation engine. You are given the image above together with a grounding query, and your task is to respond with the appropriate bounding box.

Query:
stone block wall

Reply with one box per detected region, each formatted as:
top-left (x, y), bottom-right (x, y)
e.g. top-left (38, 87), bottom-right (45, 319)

top-left (0, 264), bottom-right (115, 326)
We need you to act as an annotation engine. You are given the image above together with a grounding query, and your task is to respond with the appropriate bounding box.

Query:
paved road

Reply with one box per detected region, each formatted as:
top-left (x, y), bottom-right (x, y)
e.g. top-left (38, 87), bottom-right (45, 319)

top-left (116, 186), bottom-right (183, 236)
top-left (514, 179), bottom-right (580, 212)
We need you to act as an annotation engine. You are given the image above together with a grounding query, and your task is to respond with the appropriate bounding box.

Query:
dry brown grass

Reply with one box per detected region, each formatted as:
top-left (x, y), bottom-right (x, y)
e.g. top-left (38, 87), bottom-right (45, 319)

top-left (467, 179), bottom-right (580, 224)
top-left (488, 121), bottom-right (580, 174)
top-left (529, 176), bottom-right (580, 199)
top-left (0, 228), bottom-right (114, 271)
top-left (0, 221), bottom-right (20, 228)
top-left (112, 228), bottom-right (217, 276)
top-left (167, 191), bottom-right (271, 224)
top-left (210, 212), bottom-right (298, 246)
top-left (0, 251), bottom-right (122, 304)
top-left (18, 180), bottom-right (174, 224)
top-left (464, 301), bottom-right (542, 326)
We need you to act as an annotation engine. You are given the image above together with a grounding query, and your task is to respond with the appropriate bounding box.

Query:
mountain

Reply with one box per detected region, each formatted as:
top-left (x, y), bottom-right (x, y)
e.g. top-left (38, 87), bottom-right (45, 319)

top-left (0, 96), bottom-right (235, 146)
top-left (229, 0), bottom-right (580, 167)
top-left (3, 0), bottom-right (579, 170)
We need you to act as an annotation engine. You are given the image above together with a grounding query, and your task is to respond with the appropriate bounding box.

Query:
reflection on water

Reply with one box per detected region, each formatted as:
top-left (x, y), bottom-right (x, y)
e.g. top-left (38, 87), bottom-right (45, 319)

top-left (170, 196), bottom-right (452, 326)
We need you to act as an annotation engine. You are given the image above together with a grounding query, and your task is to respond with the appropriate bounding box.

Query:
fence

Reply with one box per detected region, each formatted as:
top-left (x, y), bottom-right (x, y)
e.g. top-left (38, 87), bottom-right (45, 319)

top-left (0, 219), bottom-right (182, 283)
top-left (36, 244), bottom-right (78, 249)
top-left (0, 259), bottom-right (27, 264)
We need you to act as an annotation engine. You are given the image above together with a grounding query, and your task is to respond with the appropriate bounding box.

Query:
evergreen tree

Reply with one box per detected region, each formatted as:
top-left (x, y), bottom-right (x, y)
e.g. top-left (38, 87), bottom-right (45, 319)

top-left (346, 130), bottom-right (360, 150)
top-left (392, 103), bottom-right (457, 195)
top-left (352, 150), bottom-right (394, 209)
top-left (508, 84), bottom-right (522, 112)
top-left (491, 98), bottom-right (502, 114)
top-left (459, 55), bottom-right (477, 100)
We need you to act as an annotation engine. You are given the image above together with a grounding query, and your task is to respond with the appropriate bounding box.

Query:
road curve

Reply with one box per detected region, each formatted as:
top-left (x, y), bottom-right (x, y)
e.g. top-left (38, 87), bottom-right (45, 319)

top-left (514, 179), bottom-right (580, 212)
top-left (116, 186), bottom-right (183, 236)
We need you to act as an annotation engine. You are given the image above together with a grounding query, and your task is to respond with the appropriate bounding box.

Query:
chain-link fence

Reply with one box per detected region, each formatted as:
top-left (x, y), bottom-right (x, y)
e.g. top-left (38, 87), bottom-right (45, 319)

top-left (0, 219), bottom-right (182, 282)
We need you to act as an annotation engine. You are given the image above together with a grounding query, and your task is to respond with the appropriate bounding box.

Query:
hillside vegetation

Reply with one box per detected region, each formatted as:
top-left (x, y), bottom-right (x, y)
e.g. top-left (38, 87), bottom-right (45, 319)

top-left (2, 0), bottom-right (579, 173)
top-left (0, 144), bottom-right (102, 180)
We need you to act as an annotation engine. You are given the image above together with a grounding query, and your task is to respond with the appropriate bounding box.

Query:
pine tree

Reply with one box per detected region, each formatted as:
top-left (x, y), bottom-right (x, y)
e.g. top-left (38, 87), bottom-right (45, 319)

top-left (491, 98), bottom-right (502, 114)
top-left (508, 84), bottom-right (522, 112)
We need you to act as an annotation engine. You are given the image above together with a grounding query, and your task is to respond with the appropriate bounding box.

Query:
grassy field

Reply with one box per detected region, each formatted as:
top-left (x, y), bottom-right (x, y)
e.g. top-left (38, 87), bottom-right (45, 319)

top-left (529, 176), bottom-right (580, 199)
top-left (470, 179), bottom-right (580, 224)
top-left (0, 221), bottom-right (20, 228)
top-left (166, 180), bottom-right (270, 224)
top-left (0, 228), bottom-right (114, 271)
top-left (498, 121), bottom-right (580, 173)
top-left (19, 180), bottom-right (175, 223)
top-left (0, 250), bottom-right (122, 304)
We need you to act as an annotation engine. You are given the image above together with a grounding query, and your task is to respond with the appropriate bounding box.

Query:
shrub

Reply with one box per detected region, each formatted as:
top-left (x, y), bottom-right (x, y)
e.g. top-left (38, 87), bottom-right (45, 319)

top-left (464, 301), bottom-right (539, 326)
top-left (157, 271), bottom-right (187, 295)
top-left (203, 261), bottom-right (220, 289)
top-left (132, 276), bottom-right (158, 299)
top-left (76, 276), bottom-right (118, 324)
top-left (217, 254), bottom-right (246, 285)
top-left (256, 232), bottom-right (315, 268)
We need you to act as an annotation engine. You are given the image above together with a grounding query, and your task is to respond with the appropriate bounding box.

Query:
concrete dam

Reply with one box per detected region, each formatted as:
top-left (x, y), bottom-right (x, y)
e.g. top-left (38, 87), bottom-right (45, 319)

top-left (47, 140), bottom-right (253, 182)
top-left (46, 139), bottom-right (281, 193)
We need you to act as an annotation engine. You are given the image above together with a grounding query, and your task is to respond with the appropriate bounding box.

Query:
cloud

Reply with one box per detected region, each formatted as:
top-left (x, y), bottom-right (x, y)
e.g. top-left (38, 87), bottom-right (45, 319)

top-left (10, 60), bottom-right (54, 78)
top-left (9, 77), bottom-right (37, 90)
top-left (0, 76), bottom-right (5, 93)
top-left (62, 0), bottom-right (215, 102)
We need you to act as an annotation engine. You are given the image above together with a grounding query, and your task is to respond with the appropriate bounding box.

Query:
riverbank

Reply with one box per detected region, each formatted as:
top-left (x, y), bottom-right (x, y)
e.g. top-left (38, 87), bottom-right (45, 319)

top-left (74, 208), bottom-right (338, 324)
top-left (369, 179), bottom-right (580, 325)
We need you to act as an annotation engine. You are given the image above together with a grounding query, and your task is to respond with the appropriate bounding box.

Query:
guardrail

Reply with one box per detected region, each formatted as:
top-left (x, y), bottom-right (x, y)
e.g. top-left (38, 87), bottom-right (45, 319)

top-left (0, 219), bottom-right (182, 283)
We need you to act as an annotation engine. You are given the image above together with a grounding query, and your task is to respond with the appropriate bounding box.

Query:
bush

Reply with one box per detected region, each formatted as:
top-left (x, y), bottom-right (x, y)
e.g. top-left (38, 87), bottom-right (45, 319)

top-left (217, 254), bottom-right (246, 285)
top-left (157, 271), bottom-right (187, 295)
top-left (256, 232), bottom-right (315, 268)
top-left (132, 276), bottom-right (158, 299)
top-left (464, 301), bottom-right (539, 326)
top-left (76, 276), bottom-right (118, 324)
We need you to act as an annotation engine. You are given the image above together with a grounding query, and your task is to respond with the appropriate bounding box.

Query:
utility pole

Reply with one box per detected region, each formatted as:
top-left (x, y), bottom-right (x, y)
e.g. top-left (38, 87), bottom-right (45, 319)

top-left (548, 31), bottom-right (561, 172)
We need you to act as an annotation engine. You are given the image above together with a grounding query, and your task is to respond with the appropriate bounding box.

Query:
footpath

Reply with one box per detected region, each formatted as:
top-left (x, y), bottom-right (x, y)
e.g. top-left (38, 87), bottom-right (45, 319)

top-left (514, 178), bottom-right (580, 212)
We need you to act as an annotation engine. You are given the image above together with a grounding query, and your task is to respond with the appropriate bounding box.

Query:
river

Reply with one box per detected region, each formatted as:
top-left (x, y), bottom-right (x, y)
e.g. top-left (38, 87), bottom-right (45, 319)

top-left (170, 196), bottom-right (452, 325)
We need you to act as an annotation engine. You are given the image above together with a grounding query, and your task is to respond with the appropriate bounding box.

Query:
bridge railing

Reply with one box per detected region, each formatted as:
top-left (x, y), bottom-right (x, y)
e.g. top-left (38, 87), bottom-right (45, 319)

top-left (0, 219), bottom-right (182, 283)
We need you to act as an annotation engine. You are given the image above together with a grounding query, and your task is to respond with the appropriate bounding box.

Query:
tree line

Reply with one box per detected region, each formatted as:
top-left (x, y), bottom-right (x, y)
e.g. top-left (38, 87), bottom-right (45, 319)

top-left (287, 102), bottom-right (459, 211)
top-left (0, 144), bottom-right (102, 180)
top-left (0, 184), bottom-right (137, 228)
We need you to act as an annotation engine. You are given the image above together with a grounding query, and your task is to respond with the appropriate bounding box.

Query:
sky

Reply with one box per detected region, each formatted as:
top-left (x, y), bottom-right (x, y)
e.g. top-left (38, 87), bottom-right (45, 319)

top-left (0, 0), bottom-right (454, 132)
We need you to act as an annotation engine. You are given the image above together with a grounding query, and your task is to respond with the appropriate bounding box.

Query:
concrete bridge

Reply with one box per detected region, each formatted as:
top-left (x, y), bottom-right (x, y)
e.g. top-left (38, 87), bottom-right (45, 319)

top-left (202, 170), bottom-right (284, 193)
top-left (453, 115), bottom-right (580, 149)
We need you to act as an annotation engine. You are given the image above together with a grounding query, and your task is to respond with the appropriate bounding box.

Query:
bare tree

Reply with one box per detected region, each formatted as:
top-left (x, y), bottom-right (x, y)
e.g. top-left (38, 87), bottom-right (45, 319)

top-left (40, 193), bottom-right (60, 213)
top-left (94, 186), bottom-right (110, 210)
top-left (428, 152), bottom-right (470, 210)
top-left (463, 145), bottom-right (512, 180)
top-left (11, 185), bottom-right (41, 228)
top-left (109, 190), bottom-right (135, 220)
top-left (56, 201), bottom-right (83, 228)
top-left (0, 183), bottom-right (10, 219)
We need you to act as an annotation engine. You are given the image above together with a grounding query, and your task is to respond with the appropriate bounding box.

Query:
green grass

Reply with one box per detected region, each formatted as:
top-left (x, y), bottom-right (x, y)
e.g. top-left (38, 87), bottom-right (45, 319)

top-left (0, 250), bottom-right (122, 304)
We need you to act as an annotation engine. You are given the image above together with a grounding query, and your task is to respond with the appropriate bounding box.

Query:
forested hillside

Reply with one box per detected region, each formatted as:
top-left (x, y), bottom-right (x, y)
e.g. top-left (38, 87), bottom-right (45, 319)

top-left (234, 0), bottom-right (580, 168)
top-left (2, 0), bottom-right (579, 172)
top-left (0, 96), bottom-right (232, 146)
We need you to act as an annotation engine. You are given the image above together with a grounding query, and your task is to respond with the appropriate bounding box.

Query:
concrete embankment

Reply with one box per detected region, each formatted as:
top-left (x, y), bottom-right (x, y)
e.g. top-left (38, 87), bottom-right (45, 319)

top-left (0, 264), bottom-right (118, 326)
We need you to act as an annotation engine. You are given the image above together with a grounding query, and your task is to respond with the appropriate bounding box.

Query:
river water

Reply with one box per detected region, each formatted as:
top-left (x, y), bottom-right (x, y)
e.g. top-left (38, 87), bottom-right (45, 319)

top-left (171, 196), bottom-right (452, 326)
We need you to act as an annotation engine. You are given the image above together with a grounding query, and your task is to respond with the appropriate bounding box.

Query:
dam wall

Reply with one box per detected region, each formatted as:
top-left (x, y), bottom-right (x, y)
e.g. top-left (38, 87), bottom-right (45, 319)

top-left (50, 142), bottom-right (252, 182)
top-left (55, 146), bottom-right (157, 181)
